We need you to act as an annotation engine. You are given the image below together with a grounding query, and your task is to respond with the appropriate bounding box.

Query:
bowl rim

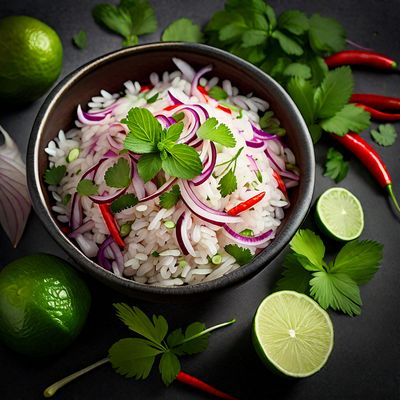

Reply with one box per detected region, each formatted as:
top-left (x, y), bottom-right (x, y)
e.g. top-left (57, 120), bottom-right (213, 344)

top-left (27, 42), bottom-right (315, 298)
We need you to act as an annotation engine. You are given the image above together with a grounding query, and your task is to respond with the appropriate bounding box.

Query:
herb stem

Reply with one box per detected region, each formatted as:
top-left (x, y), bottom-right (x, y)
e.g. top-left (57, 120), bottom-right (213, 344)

top-left (43, 357), bottom-right (110, 398)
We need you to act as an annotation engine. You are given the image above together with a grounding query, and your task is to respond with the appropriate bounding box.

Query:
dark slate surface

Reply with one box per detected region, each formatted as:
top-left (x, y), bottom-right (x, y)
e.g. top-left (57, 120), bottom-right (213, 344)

top-left (0, 1), bottom-right (399, 399)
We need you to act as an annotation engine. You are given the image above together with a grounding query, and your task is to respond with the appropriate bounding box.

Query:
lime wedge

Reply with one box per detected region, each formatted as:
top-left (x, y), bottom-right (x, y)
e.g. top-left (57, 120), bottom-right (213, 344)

top-left (252, 291), bottom-right (334, 378)
top-left (315, 187), bottom-right (364, 241)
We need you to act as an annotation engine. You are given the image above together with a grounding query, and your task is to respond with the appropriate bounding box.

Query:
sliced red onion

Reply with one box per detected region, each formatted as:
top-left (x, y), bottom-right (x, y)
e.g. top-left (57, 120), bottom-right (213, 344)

top-left (107, 134), bottom-right (124, 151)
top-left (89, 187), bottom-right (127, 204)
top-left (172, 57), bottom-right (195, 81)
top-left (110, 241), bottom-right (124, 276)
top-left (265, 147), bottom-right (286, 171)
top-left (285, 180), bottom-right (299, 189)
top-left (0, 125), bottom-right (31, 247)
top-left (179, 180), bottom-right (241, 225)
top-left (250, 123), bottom-right (277, 140)
top-left (223, 224), bottom-right (273, 247)
top-left (77, 105), bottom-right (109, 125)
top-left (131, 163), bottom-right (146, 199)
top-left (70, 193), bottom-right (83, 230)
top-left (139, 177), bottom-right (177, 202)
top-left (69, 220), bottom-right (95, 238)
top-left (246, 139), bottom-right (268, 149)
top-left (246, 154), bottom-right (259, 172)
top-left (75, 234), bottom-right (98, 257)
top-left (177, 211), bottom-right (196, 257)
top-left (278, 170), bottom-right (300, 181)
top-left (167, 90), bottom-right (184, 105)
top-left (172, 106), bottom-right (201, 144)
top-left (191, 65), bottom-right (213, 98)
top-left (191, 104), bottom-right (210, 119)
top-left (191, 142), bottom-right (217, 186)
top-left (156, 114), bottom-right (173, 128)
top-left (97, 236), bottom-right (114, 271)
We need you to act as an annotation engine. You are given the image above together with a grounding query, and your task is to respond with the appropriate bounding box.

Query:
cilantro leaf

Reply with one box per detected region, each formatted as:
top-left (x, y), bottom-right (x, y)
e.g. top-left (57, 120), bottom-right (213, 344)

top-left (44, 165), bottom-right (66, 185)
top-left (224, 244), bottom-right (253, 266)
top-left (272, 30), bottom-right (303, 56)
top-left (278, 10), bottom-right (309, 35)
top-left (242, 29), bottom-right (268, 47)
top-left (289, 229), bottom-right (325, 271)
top-left (137, 153), bottom-right (162, 182)
top-left (76, 179), bottom-right (99, 196)
top-left (371, 124), bottom-right (398, 146)
top-left (275, 253), bottom-right (312, 294)
top-left (307, 55), bottom-right (328, 86)
top-left (72, 30), bottom-right (88, 49)
top-left (169, 322), bottom-right (210, 356)
top-left (314, 67), bottom-right (353, 119)
top-left (208, 86), bottom-right (228, 100)
top-left (218, 169), bottom-right (237, 197)
top-left (123, 107), bottom-right (162, 153)
top-left (159, 185), bottom-right (180, 209)
top-left (310, 271), bottom-right (361, 316)
top-left (165, 122), bottom-right (183, 142)
top-left (324, 147), bottom-right (349, 183)
top-left (162, 144), bottom-right (202, 180)
top-left (162, 18), bottom-right (203, 43)
top-left (120, 0), bottom-right (158, 36)
top-left (92, 4), bottom-right (132, 38)
top-left (259, 111), bottom-right (286, 136)
top-left (113, 303), bottom-right (168, 344)
top-left (331, 240), bottom-right (383, 285)
top-left (104, 158), bottom-right (131, 188)
top-left (159, 351), bottom-right (180, 386)
top-left (146, 92), bottom-right (159, 104)
top-left (286, 77), bottom-right (315, 125)
top-left (109, 338), bottom-right (162, 379)
top-left (197, 117), bottom-right (236, 148)
top-left (321, 104), bottom-right (371, 136)
top-left (111, 193), bottom-right (138, 213)
top-left (283, 63), bottom-right (311, 79)
top-left (309, 14), bottom-right (346, 54)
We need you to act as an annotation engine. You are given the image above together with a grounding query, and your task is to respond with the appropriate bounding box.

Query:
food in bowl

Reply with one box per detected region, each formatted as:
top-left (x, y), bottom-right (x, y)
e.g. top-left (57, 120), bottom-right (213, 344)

top-left (44, 58), bottom-right (300, 287)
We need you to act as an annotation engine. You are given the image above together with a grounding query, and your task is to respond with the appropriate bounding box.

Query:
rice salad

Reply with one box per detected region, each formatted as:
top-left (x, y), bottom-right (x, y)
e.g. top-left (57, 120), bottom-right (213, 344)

top-left (45, 58), bottom-right (300, 287)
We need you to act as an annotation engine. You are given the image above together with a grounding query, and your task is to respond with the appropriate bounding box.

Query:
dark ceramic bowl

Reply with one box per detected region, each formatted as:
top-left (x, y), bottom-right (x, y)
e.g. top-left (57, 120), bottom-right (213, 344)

top-left (27, 42), bottom-right (314, 302)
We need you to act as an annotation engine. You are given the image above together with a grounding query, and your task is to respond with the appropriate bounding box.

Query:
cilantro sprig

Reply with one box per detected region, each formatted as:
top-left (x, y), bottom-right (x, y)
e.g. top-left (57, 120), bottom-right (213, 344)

top-left (159, 185), bottom-right (181, 209)
top-left (224, 244), bottom-right (253, 266)
top-left (196, 117), bottom-right (236, 148)
top-left (324, 148), bottom-right (349, 183)
top-left (275, 229), bottom-right (383, 316)
top-left (370, 124), bottom-right (398, 147)
top-left (215, 147), bottom-right (243, 197)
top-left (111, 193), bottom-right (138, 213)
top-left (123, 107), bottom-right (202, 182)
top-left (77, 179), bottom-right (99, 196)
top-left (44, 165), bottom-right (66, 185)
top-left (161, 18), bottom-right (203, 43)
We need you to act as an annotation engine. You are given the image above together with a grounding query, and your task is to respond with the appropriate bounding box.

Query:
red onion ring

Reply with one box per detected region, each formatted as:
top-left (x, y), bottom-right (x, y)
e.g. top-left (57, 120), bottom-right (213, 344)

top-left (191, 142), bottom-right (217, 186)
top-left (223, 224), bottom-right (273, 247)
top-left (191, 65), bottom-right (213, 98)
top-left (69, 220), bottom-right (95, 238)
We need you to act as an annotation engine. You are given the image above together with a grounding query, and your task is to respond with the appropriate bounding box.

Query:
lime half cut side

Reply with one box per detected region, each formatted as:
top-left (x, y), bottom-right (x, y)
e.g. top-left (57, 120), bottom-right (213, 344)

top-left (315, 187), bottom-right (364, 241)
top-left (253, 291), bottom-right (334, 378)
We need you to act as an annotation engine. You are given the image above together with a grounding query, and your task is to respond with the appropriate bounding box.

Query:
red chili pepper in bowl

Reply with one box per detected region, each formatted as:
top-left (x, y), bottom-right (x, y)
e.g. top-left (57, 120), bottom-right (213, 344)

top-left (330, 132), bottom-right (400, 213)
top-left (355, 103), bottom-right (400, 121)
top-left (272, 170), bottom-right (288, 199)
top-left (217, 104), bottom-right (232, 114)
top-left (98, 203), bottom-right (125, 248)
top-left (325, 50), bottom-right (398, 70)
top-left (350, 94), bottom-right (400, 111)
top-left (226, 192), bottom-right (266, 216)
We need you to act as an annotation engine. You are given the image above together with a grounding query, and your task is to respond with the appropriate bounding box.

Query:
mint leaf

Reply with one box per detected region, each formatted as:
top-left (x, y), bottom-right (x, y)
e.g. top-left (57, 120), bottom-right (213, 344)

top-left (331, 240), bottom-right (383, 285)
top-left (208, 86), bottom-right (228, 100)
top-left (113, 303), bottom-right (168, 344)
top-left (159, 351), bottom-right (180, 386)
top-left (272, 30), bottom-right (303, 56)
top-left (111, 193), bottom-right (139, 213)
top-left (76, 179), bottom-right (99, 196)
top-left (286, 77), bottom-right (315, 125)
top-left (324, 147), bottom-right (349, 183)
top-left (109, 338), bottom-right (162, 379)
top-left (283, 63), bottom-right (311, 79)
top-left (162, 144), bottom-right (202, 179)
top-left (371, 124), bottom-right (398, 146)
top-left (224, 244), bottom-right (253, 266)
top-left (314, 67), bottom-right (353, 119)
top-left (137, 153), bottom-right (162, 182)
top-left (44, 165), bottom-right (66, 185)
top-left (275, 253), bottom-right (312, 294)
top-left (162, 18), bottom-right (203, 43)
top-left (197, 117), bottom-right (236, 148)
top-left (105, 158), bottom-right (131, 188)
top-left (72, 30), bottom-right (88, 49)
top-left (159, 185), bottom-right (180, 209)
top-left (309, 14), bottom-right (346, 54)
top-left (165, 122), bottom-right (183, 142)
top-left (218, 169), bottom-right (237, 197)
top-left (278, 10), bottom-right (309, 35)
top-left (310, 271), bottom-right (361, 316)
top-left (321, 104), bottom-right (371, 136)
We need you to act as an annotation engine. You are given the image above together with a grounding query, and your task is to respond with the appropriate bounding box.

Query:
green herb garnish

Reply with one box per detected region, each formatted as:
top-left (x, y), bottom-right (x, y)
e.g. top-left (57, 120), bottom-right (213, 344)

top-left (211, 254), bottom-right (222, 265)
top-left (239, 229), bottom-right (254, 237)
top-left (67, 148), bottom-right (80, 163)
top-left (159, 185), bottom-right (181, 209)
top-left (104, 158), bottom-right (131, 188)
top-left (146, 92), bottom-right (159, 104)
top-left (275, 229), bottom-right (383, 316)
top-left (324, 148), bottom-right (349, 183)
top-left (44, 165), bottom-right (67, 185)
top-left (151, 251), bottom-right (160, 257)
top-left (72, 30), bottom-right (88, 49)
top-left (111, 193), bottom-right (139, 213)
top-left (216, 147), bottom-right (243, 197)
top-left (162, 17), bottom-right (203, 43)
top-left (164, 220), bottom-right (175, 229)
top-left (224, 244), bottom-right (253, 266)
top-left (76, 179), bottom-right (99, 196)
top-left (196, 117), bottom-right (236, 148)
top-left (120, 222), bottom-right (133, 237)
top-left (371, 124), bottom-right (398, 147)
top-left (62, 193), bottom-right (72, 205)
top-left (208, 86), bottom-right (228, 100)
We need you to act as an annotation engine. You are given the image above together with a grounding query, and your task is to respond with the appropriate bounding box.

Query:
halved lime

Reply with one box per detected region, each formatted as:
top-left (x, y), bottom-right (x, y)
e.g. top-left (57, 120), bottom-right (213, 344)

top-left (252, 291), bottom-right (334, 378)
top-left (315, 187), bottom-right (364, 241)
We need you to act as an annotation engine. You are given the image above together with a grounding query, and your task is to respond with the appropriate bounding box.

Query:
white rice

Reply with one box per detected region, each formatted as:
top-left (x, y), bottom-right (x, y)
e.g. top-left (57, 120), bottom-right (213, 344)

top-left (45, 59), bottom-right (299, 287)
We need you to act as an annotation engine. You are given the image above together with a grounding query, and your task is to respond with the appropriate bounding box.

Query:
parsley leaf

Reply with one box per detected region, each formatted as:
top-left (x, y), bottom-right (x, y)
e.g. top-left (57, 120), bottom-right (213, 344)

top-left (324, 147), bottom-right (349, 183)
top-left (218, 169), bottom-right (237, 197)
top-left (76, 179), bottom-right (99, 196)
top-left (159, 185), bottom-right (180, 209)
top-left (44, 165), bottom-right (66, 185)
top-left (224, 244), bottom-right (253, 266)
top-left (162, 18), bottom-right (203, 43)
top-left (111, 193), bottom-right (139, 213)
top-left (104, 158), bottom-right (131, 188)
top-left (72, 30), bottom-right (88, 49)
top-left (137, 153), bottom-right (162, 183)
top-left (159, 351), bottom-right (180, 386)
top-left (371, 124), bottom-right (398, 147)
top-left (208, 86), bottom-right (228, 100)
top-left (197, 117), bottom-right (236, 148)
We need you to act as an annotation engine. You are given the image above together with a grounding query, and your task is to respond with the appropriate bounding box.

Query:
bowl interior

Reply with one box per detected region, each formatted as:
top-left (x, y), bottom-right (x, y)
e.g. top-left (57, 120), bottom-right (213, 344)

top-left (29, 43), bottom-right (314, 301)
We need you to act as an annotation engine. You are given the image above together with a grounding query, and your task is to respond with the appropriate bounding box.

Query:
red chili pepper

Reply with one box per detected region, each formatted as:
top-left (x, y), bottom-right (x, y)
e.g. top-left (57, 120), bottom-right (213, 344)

top-left (330, 132), bottom-right (400, 212)
top-left (355, 103), bottom-right (400, 121)
top-left (61, 226), bottom-right (71, 234)
top-left (226, 192), bottom-right (266, 216)
top-left (163, 104), bottom-right (180, 111)
top-left (272, 170), bottom-right (288, 199)
top-left (197, 85), bottom-right (208, 96)
top-left (350, 94), bottom-right (400, 111)
top-left (139, 84), bottom-right (153, 92)
top-left (176, 371), bottom-right (239, 400)
top-left (98, 203), bottom-right (125, 248)
top-left (325, 50), bottom-right (397, 70)
top-left (217, 104), bottom-right (232, 114)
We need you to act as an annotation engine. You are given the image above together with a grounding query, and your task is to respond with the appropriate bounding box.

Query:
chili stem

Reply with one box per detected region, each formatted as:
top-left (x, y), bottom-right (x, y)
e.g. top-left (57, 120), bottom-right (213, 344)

top-left (387, 184), bottom-right (400, 213)
top-left (43, 357), bottom-right (110, 398)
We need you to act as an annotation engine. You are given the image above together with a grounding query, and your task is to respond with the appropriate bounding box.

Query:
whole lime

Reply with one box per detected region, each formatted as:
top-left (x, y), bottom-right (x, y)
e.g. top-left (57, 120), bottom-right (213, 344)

top-left (0, 254), bottom-right (91, 357)
top-left (0, 16), bottom-right (63, 104)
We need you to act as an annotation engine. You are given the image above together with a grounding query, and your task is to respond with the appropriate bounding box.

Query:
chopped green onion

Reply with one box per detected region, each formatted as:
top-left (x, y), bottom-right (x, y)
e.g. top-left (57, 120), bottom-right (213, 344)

top-left (256, 170), bottom-right (263, 183)
top-left (178, 258), bottom-right (187, 268)
top-left (67, 148), bottom-right (80, 163)
top-left (120, 222), bottom-right (132, 237)
top-left (239, 229), bottom-right (254, 237)
top-left (236, 109), bottom-right (243, 119)
top-left (152, 251), bottom-right (160, 257)
top-left (211, 254), bottom-right (222, 265)
top-left (164, 220), bottom-right (175, 229)
top-left (62, 193), bottom-right (72, 205)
